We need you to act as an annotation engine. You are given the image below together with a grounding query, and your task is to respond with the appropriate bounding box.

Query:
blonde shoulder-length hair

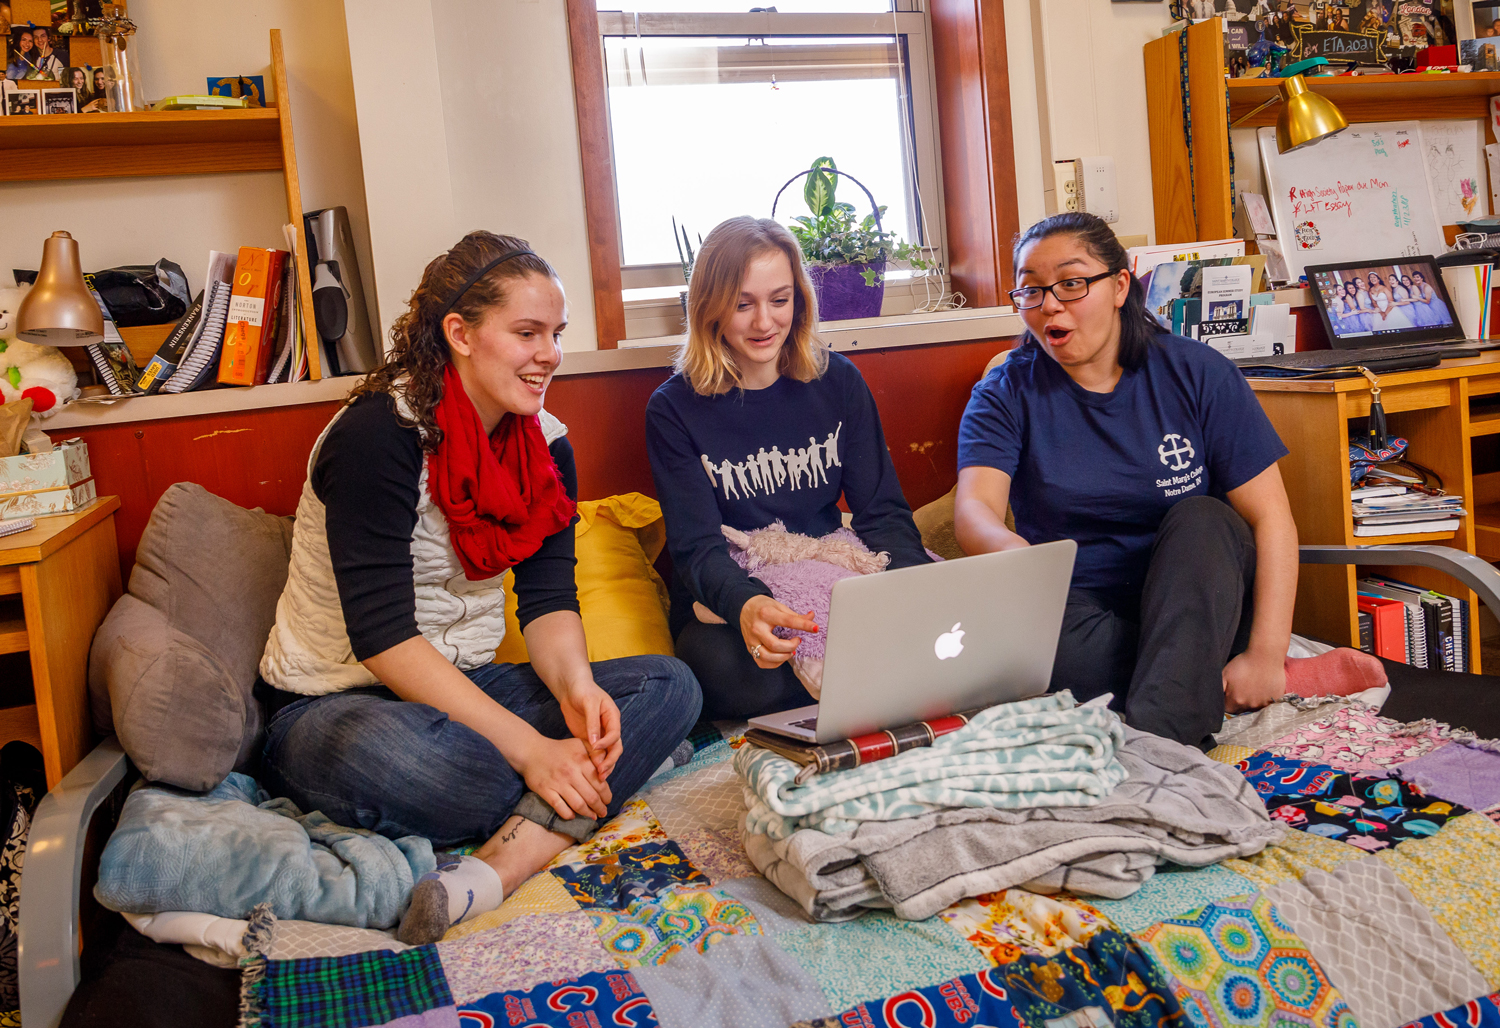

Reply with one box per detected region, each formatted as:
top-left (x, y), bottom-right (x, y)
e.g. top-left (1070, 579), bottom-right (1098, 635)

top-left (676, 217), bottom-right (828, 396)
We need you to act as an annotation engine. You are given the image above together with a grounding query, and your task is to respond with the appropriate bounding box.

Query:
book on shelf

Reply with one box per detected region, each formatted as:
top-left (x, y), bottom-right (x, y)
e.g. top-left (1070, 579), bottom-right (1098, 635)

top-left (1359, 576), bottom-right (1470, 673)
top-left (744, 707), bottom-right (984, 784)
top-left (217, 247), bottom-right (288, 387)
top-left (1350, 488), bottom-right (1465, 537)
top-left (1353, 519), bottom-right (1460, 537)
top-left (1357, 610), bottom-right (1374, 656)
top-left (162, 251), bottom-right (235, 395)
top-left (136, 290), bottom-right (206, 394)
top-left (1358, 578), bottom-right (1429, 668)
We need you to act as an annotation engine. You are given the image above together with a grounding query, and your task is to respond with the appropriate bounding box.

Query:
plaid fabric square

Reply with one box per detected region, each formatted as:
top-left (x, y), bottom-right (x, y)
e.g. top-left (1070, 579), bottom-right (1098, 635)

top-left (1135, 893), bottom-right (1355, 1028)
top-left (252, 946), bottom-right (451, 1028)
top-left (457, 968), bottom-right (655, 1028)
top-left (551, 840), bottom-right (709, 910)
top-left (689, 721), bottom-right (727, 751)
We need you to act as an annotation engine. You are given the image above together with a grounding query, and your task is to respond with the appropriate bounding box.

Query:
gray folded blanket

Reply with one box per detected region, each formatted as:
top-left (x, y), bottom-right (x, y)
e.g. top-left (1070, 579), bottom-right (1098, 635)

top-left (743, 725), bottom-right (1284, 921)
top-left (96, 773), bottom-right (436, 930)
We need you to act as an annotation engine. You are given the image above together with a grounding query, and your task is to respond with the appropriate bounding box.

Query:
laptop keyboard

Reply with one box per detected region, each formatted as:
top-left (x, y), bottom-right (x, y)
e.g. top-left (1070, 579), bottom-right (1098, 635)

top-left (1235, 343), bottom-right (1463, 369)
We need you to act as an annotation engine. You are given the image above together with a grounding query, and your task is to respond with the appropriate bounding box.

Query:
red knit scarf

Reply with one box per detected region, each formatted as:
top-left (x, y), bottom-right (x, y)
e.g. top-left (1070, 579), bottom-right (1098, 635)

top-left (427, 364), bottom-right (576, 580)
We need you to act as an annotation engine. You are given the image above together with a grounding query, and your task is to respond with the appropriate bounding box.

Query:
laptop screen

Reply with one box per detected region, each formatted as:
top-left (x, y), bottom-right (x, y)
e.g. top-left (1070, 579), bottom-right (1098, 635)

top-left (1306, 258), bottom-right (1459, 349)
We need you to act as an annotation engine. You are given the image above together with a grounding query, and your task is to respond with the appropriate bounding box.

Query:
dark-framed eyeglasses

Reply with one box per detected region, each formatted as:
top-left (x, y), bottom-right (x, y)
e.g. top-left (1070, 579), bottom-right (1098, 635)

top-left (1007, 271), bottom-right (1120, 311)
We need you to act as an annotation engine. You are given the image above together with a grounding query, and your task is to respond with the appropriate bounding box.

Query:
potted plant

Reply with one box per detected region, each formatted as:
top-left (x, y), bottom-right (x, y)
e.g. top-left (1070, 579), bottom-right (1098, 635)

top-left (780, 157), bottom-right (930, 321)
top-left (673, 217), bottom-right (699, 319)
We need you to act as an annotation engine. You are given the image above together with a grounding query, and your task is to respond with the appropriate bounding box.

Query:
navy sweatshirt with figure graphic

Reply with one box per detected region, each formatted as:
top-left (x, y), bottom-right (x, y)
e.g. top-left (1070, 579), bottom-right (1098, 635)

top-left (645, 350), bottom-right (931, 637)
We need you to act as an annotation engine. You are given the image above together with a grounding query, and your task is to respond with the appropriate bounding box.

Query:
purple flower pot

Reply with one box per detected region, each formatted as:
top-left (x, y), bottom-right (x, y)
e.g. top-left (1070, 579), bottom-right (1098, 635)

top-left (809, 261), bottom-right (886, 321)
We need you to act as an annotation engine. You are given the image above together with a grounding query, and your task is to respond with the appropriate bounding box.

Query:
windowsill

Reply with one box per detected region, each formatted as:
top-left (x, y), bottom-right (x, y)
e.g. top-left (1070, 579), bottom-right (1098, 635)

top-left (42, 376), bottom-right (359, 432)
top-left (617, 303), bottom-right (1024, 353)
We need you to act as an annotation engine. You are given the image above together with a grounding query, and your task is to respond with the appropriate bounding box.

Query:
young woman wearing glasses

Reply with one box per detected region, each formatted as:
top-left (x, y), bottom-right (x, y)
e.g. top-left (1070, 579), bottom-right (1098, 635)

top-left (953, 212), bottom-right (1299, 750)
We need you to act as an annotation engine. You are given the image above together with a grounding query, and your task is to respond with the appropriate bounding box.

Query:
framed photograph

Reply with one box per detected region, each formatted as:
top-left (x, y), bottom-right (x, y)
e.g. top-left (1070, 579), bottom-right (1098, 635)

top-left (5, 87), bottom-right (39, 115)
top-left (6, 22), bottom-right (66, 81)
top-left (1476, 0), bottom-right (1500, 34)
top-left (40, 85), bottom-right (73, 114)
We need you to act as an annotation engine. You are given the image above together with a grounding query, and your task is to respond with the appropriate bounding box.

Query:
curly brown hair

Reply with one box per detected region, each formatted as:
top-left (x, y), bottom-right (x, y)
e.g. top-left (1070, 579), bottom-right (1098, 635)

top-left (350, 230), bottom-right (558, 451)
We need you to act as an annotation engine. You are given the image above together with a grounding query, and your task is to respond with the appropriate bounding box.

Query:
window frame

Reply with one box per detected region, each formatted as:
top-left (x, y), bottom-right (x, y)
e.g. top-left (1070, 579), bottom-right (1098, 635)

top-left (565, 0), bottom-right (1019, 348)
top-left (596, 9), bottom-right (947, 291)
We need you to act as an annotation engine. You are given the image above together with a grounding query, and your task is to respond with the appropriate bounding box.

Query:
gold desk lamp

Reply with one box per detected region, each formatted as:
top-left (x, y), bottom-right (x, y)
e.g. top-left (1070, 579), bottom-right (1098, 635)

top-left (1230, 57), bottom-right (1349, 153)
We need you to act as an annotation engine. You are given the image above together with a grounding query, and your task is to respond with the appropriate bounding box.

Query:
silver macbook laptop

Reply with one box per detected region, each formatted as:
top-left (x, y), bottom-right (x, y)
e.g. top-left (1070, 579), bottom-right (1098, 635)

top-left (748, 539), bottom-right (1077, 745)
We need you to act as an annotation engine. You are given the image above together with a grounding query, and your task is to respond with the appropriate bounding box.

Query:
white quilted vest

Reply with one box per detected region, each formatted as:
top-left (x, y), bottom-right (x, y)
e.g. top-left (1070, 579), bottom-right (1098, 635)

top-left (259, 398), bottom-right (568, 696)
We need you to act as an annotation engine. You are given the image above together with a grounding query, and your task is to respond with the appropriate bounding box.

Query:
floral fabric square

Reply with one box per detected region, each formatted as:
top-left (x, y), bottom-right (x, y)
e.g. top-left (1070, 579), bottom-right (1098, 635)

top-left (938, 888), bottom-right (1109, 964)
top-left (1135, 894), bottom-right (1355, 1028)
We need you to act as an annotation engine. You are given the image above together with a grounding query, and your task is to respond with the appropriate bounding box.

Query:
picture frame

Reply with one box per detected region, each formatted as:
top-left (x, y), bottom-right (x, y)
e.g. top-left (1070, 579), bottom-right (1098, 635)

top-left (6, 22), bottom-right (66, 81)
top-left (5, 87), bottom-right (39, 115)
top-left (40, 85), bottom-right (74, 114)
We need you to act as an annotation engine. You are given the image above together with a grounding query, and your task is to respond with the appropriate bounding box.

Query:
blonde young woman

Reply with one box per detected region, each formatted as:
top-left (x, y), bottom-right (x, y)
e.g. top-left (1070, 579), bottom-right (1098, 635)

top-left (645, 217), bottom-right (931, 720)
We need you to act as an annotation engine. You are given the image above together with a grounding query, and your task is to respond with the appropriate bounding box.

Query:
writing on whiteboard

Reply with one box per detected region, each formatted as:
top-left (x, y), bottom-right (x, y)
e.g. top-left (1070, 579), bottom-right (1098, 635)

top-left (1288, 178), bottom-right (1392, 218)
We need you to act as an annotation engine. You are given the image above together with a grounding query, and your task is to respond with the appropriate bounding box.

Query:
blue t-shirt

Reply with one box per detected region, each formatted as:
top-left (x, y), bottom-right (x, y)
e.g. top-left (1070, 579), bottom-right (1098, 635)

top-left (957, 335), bottom-right (1287, 610)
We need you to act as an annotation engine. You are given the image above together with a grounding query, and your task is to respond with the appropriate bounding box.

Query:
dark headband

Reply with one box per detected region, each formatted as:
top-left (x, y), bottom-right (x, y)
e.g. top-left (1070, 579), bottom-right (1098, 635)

top-left (438, 248), bottom-right (537, 318)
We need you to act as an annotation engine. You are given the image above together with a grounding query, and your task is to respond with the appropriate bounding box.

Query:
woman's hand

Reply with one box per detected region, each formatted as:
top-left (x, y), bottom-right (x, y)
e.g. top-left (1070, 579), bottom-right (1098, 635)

top-left (1222, 649), bottom-right (1286, 713)
top-left (740, 595), bottom-right (818, 670)
top-left (556, 678), bottom-right (623, 778)
top-left (513, 732), bottom-right (613, 821)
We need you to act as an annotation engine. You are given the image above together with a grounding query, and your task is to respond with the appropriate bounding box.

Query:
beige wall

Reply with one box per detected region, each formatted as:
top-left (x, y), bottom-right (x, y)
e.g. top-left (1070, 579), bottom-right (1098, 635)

top-left (2, 1), bottom-right (376, 326)
top-left (347, 0), bottom-right (599, 352)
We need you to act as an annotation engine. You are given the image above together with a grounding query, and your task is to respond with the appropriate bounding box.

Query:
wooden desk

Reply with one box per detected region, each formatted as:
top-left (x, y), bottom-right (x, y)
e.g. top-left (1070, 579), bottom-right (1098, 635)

top-left (1250, 353), bottom-right (1500, 667)
top-left (0, 497), bottom-right (121, 787)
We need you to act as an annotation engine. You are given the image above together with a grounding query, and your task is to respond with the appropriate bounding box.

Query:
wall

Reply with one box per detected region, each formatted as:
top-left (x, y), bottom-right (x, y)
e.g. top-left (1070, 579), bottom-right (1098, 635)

top-left (3, 1), bottom-right (377, 316)
top-left (345, 0), bottom-right (599, 353)
top-left (1025, 0), bottom-right (1173, 242)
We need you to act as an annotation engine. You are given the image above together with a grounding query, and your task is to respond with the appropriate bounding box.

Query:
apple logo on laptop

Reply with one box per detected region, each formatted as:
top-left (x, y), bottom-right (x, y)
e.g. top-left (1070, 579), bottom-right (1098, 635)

top-left (934, 622), bottom-right (965, 660)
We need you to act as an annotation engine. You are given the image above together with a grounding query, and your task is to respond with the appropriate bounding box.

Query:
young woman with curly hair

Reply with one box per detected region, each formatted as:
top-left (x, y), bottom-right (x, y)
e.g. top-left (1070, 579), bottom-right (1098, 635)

top-left (258, 231), bottom-right (701, 944)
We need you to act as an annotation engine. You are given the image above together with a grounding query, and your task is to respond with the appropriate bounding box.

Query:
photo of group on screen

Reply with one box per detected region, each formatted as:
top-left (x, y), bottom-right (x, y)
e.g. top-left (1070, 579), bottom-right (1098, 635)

top-left (1313, 265), bottom-right (1453, 337)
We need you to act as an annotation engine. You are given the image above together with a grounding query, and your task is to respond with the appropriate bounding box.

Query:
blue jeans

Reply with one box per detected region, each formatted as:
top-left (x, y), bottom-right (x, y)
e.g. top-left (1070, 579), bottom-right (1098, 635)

top-left (261, 655), bottom-right (701, 847)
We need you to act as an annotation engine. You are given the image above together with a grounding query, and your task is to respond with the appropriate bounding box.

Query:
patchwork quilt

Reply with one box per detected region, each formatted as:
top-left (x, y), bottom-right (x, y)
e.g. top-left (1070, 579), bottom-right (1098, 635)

top-left (238, 702), bottom-right (1500, 1028)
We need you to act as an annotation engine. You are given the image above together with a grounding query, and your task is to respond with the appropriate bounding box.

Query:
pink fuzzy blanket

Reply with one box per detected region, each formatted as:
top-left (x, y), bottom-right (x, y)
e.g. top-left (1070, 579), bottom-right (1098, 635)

top-left (693, 522), bottom-right (897, 697)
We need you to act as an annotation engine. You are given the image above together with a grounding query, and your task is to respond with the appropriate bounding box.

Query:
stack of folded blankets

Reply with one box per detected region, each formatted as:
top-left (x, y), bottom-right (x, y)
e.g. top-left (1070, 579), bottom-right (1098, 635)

top-left (736, 692), bottom-right (1286, 922)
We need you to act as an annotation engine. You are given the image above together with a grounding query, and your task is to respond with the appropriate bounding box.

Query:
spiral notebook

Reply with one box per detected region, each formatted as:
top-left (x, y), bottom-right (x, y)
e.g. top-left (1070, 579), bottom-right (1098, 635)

top-left (161, 251), bottom-right (236, 394)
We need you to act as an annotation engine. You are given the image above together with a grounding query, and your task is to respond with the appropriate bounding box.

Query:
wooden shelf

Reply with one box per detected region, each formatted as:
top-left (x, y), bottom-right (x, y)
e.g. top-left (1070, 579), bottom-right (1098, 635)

top-left (1228, 72), bottom-right (1500, 126)
top-left (0, 107), bottom-right (285, 181)
top-left (0, 618), bottom-right (26, 656)
top-left (1471, 410), bottom-right (1500, 436)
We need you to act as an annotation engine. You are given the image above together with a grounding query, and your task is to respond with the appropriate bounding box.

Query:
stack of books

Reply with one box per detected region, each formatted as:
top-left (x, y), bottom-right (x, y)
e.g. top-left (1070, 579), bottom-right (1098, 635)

top-left (1351, 485), bottom-right (1465, 538)
top-left (1357, 575), bottom-right (1469, 672)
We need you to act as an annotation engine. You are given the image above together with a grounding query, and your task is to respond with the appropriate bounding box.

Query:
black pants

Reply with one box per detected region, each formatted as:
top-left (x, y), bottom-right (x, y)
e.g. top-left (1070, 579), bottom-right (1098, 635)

top-left (674, 620), bottom-right (816, 721)
top-left (1049, 496), bottom-right (1256, 749)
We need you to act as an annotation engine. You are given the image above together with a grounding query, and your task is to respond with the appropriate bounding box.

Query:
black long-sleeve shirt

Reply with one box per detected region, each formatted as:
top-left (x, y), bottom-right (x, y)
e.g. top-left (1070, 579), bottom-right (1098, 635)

top-left (645, 351), bottom-right (930, 637)
top-left (313, 392), bottom-right (580, 662)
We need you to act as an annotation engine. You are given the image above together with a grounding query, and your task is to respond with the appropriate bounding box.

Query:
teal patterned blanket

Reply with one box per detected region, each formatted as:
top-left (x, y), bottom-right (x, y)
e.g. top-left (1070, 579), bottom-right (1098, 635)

top-left (737, 692), bottom-right (1128, 837)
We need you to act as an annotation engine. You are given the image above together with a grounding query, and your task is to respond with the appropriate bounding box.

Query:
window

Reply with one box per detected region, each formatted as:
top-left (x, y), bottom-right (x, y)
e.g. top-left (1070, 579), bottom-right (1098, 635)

top-left (596, 2), bottom-right (946, 297)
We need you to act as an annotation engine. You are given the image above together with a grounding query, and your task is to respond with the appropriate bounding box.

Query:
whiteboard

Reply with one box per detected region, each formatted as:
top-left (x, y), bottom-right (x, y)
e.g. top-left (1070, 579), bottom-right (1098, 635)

top-left (1258, 122), bottom-right (1447, 283)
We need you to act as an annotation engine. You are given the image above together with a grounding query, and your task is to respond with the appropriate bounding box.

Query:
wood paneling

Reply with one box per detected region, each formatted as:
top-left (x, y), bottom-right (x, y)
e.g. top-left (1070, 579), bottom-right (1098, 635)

top-left (1186, 20), bottom-right (1232, 241)
top-left (929, 0), bottom-right (1020, 304)
top-left (49, 337), bottom-right (1018, 584)
top-left (1143, 22), bottom-right (1232, 244)
top-left (1144, 33), bottom-right (1197, 245)
top-left (565, 0), bottom-right (627, 351)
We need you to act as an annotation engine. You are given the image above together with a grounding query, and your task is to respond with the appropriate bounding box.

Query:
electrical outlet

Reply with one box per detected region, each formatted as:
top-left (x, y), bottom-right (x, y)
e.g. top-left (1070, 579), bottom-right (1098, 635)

top-left (1052, 160), bottom-right (1078, 214)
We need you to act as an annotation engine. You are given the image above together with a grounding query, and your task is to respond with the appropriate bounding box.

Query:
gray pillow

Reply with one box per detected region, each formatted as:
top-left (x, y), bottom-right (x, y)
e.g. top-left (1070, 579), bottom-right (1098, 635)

top-left (89, 482), bottom-right (294, 790)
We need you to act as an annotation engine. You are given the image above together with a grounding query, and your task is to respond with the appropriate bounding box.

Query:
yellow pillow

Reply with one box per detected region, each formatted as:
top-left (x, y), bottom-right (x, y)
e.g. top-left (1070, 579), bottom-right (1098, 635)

top-left (494, 492), bottom-right (674, 664)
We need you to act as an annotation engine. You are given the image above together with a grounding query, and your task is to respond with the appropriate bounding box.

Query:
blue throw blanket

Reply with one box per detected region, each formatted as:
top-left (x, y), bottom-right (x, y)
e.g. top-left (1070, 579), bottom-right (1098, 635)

top-left (95, 774), bottom-right (436, 930)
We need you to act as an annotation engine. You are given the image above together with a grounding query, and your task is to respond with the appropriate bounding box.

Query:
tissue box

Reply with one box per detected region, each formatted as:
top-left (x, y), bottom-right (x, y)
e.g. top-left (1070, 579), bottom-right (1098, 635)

top-left (0, 439), bottom-right (95, 521)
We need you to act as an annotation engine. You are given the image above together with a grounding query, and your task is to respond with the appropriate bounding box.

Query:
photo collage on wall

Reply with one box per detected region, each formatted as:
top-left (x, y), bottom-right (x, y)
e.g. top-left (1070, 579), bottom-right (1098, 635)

top-left (1204, 0), bottom-right (1456, 78)
top-left (1, 0), bottom-right (115, 113)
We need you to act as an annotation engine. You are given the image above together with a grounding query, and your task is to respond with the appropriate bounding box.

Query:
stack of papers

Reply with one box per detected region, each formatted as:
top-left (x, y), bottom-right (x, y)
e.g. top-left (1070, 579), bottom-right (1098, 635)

top-left (1351, 486), bottom-right (1466, 537)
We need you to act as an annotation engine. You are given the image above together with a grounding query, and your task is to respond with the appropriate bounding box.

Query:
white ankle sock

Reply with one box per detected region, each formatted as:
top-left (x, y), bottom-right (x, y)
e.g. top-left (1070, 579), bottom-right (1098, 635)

top-left (397, 855), bottom-right (504, 945)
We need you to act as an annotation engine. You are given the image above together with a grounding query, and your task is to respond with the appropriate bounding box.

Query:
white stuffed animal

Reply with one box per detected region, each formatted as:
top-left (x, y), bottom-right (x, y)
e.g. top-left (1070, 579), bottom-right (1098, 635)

top-left (0, 285), bottom-right (79, 417)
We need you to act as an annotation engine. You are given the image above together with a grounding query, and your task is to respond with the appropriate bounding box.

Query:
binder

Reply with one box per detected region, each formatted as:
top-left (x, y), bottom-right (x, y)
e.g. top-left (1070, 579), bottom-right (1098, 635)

top-left (1358, 578), bottom-right (1429, 668)
top-left (1357, 594), bottom-right (1407, 662)
top-left (1358, 610), bottom-right (1373, 655)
